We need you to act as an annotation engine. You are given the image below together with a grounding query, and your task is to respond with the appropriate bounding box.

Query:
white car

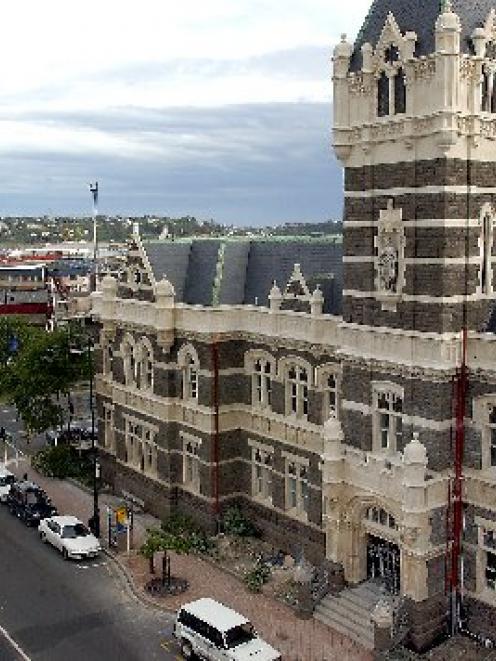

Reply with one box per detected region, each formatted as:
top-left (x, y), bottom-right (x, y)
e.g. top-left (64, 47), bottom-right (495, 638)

top-left (39, 515), bottom-right (101, 560)
top-left (0, 467), bottom-right (15, 503)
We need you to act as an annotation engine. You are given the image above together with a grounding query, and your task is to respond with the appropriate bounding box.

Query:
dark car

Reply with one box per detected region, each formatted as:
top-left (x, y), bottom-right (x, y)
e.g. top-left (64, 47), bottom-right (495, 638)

top-left (7, 481), bottom-right (57, 526)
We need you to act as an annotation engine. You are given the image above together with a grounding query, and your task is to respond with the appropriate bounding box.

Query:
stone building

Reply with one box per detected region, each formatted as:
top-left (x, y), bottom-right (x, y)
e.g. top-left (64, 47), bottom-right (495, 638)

top-left (93, 0), bottom-right (496, 652)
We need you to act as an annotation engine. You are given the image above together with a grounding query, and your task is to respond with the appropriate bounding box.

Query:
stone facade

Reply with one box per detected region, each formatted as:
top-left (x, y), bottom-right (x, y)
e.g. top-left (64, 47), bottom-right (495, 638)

top-left (90, 0), bottom-right (496, 653)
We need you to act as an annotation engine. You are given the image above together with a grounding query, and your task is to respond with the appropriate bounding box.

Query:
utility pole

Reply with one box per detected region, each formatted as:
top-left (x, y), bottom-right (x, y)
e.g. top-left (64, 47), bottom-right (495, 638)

top-left (89, 182), bottom-right (99, 292)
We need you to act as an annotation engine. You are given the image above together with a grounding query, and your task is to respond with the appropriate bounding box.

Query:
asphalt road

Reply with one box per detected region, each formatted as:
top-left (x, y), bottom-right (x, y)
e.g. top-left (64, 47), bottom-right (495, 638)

top-left (0, 504), bottom-right (181, 661)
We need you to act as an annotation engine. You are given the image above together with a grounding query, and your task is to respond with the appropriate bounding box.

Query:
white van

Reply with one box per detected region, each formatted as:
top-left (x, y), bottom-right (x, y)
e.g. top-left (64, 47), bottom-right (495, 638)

top-left (173, 597), bottom-right (281, 660)
top-left (0, 467), bottom-right (16, 503)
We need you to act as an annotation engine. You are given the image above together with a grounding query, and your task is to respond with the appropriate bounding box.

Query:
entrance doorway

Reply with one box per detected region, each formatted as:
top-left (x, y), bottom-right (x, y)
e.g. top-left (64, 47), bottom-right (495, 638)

top-left (367, 534), bottom-right (400, 594)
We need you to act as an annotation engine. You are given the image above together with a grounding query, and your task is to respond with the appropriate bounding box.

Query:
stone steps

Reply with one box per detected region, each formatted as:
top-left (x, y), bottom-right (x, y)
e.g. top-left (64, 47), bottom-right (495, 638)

top-left (314, 582), bottom-right (384, 651)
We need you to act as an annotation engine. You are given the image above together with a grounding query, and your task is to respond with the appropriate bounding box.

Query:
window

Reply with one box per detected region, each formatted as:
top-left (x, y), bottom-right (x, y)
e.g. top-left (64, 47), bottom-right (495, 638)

top-left (252, 447), bottom-right (273, 503)
top-left (324, 372), bottom-right (338, 419)
top-left (285, 459), bottom-right (309, 518)
top-left (487, 405), bottom-right (496, 468)
top-left (124, 418), bottom-right (157, 476)
top-left (121, 336), bottom-right (136, 387)
top-left (183, 435), bottom-right (201, 492)
top-left (479, 524), bottom-right (496, 592)
top-left (103, 343), bottom-right (114, 378)
top-left (365, 506), bottom-right (398, 530)
top-left (103, 404), bottom-right (115, 452)
top-left (136, 338), bottom-right (154, 391)
top-left (374, 387), bottom-right (403, 452)
top-left (480, 211), bottom-right (494, 295)
top-left (377, 45), bottom-right (405, 117)
top-left (286, 365), bottom-right (309, 418)
top-left (252, 359), bottom-right (272, 408)
top-left (183, 354), bottom-right (199, 401)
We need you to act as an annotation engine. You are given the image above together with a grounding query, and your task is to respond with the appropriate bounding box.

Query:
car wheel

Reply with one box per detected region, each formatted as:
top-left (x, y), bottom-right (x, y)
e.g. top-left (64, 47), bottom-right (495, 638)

top-left (40, 531), bottom-right (47, 543)
top-left (62, 548), bottom-right (69, 561)
top-left (180, 640), bottom-right (194, 659)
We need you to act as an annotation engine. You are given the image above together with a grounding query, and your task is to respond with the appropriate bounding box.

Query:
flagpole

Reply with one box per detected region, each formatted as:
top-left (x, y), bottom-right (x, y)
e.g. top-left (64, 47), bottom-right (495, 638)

top-left (89, 181), bottom-right (99, 292)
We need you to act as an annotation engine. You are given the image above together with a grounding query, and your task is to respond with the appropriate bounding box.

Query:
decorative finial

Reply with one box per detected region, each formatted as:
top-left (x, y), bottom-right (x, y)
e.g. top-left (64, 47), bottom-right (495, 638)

top-left (340, 33), bottom-right (347, 42)
top-left (440, 0), bottom-right (453, 13)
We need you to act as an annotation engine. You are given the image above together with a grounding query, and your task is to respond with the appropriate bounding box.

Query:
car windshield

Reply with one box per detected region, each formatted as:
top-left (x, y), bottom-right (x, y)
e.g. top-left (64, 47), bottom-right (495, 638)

top-left (224, 623), bottom-right (256, 649)
top-left (0, 476), bottom-right (14, 486)
top-left (61, 523), bottom-right (89, 539)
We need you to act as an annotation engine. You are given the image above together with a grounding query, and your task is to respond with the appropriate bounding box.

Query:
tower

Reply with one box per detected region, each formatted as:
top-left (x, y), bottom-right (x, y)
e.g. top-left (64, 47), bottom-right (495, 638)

top-left (329, 1), bottom-right (496, 649)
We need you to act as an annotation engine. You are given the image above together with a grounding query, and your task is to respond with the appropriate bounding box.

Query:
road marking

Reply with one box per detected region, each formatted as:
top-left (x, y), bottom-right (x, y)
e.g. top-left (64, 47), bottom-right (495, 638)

top-left (76, 561), bottom-right (108, 570)
top-left (0, 622), bottom-right (32, 661)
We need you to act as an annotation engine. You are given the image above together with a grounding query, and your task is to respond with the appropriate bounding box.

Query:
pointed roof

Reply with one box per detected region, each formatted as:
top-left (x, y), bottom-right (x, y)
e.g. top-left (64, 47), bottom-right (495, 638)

top-left (350, 0), bottom-right (496, 70)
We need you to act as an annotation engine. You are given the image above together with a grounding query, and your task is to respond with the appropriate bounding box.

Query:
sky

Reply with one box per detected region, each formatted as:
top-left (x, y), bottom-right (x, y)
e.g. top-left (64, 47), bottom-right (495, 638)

top-left (0, 0), bottom-right (371, 225)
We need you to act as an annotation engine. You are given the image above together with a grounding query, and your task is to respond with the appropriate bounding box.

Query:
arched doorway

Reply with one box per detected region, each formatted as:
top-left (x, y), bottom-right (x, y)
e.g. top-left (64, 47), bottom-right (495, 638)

top-left (364, 505), bottom-right (401, 594)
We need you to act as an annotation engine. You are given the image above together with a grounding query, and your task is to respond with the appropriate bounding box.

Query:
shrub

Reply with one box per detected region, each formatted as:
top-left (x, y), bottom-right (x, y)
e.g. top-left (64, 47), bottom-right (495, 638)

top-left (32, 444), bottom-right (92, 480)
top-left (222, 506), bottom-right (259, 537)
top-left (244, 561), bottom-right (271, 593)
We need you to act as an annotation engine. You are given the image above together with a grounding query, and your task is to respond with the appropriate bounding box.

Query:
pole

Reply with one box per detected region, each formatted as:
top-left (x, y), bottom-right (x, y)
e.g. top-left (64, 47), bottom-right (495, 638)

top-left (89, 336), bottom-right (100, 537)
top-left (89, 182), bottom-right (98, 292)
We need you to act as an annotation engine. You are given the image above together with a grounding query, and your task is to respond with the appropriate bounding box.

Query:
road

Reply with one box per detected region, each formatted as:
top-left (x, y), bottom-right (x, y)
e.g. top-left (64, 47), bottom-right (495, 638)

top-left (0, 504), bottom-right (181, 661)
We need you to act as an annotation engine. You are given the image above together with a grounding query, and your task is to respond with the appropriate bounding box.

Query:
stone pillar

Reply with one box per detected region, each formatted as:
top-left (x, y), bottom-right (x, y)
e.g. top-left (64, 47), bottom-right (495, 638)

top-left (310, 285), bottom-right (324, 316)
top-left (332, 34), bottom-right (352, 160)
top-left (155, 278), bottom-right (175, 351)
top-left (321, 417), bottom-right (344, 566)
top-left (101, 275), bottom-right (118, 319)
top-left (268, 281), bottom-right (282, 313)
top-left (435, 2), bottom-right (461, 148)
top-left (371, 599), bottom-right (393, 654)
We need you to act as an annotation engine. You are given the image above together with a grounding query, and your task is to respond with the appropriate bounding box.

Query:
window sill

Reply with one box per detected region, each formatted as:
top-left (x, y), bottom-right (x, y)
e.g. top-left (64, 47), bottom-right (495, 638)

top-left (286, 507), bottom-right (309, 523)
top-left (252, 494), bottom-right (273, 507)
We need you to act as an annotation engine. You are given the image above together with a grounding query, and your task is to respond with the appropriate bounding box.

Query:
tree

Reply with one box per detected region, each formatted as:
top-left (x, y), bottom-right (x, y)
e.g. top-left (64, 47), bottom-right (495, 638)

top-left (0, 322), bottom-right (89, 434)
top-left (140, 528), bottom-right (190, 584)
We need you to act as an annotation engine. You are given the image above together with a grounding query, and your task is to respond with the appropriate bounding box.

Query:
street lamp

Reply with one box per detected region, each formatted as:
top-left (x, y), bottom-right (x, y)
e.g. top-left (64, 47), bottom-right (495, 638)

top-left (69, 335), bottom-right (100, 537)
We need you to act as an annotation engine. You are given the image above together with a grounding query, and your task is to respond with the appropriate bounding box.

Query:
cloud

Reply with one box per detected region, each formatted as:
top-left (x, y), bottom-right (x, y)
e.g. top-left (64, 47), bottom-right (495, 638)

top-left (0, 103), bottom-right (343, 224)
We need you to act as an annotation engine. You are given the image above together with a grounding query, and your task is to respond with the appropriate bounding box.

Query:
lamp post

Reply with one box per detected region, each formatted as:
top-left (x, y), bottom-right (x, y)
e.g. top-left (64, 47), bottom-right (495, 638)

top-left (87, 335), bottom-right (100, 537)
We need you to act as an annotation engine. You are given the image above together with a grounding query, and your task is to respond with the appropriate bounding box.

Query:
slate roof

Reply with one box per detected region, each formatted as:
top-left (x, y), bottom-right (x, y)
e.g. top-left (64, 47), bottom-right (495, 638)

top-left (142, 237), bottom-right (343, 315)
top-left (350, 0), bottom-right (496, 71)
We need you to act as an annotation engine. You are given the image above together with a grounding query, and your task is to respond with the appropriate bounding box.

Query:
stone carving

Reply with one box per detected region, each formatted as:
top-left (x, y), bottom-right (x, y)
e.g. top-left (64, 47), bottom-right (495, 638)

top-left (413, 58), bottom-right (436, 81)
top-left (349, 74), bottom-right (372, 95)
top-left (459, 57), bottom-right (478, 81)
top-left (375, 200), bottom-right (405, 297)
top-left (284, 263), bottom-right (311, 299)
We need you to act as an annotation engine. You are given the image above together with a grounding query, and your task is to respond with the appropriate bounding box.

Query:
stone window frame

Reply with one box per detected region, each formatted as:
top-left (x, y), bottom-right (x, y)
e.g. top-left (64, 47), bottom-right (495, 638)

top-left (123, 414), bottom-right (158, 477)
top-left (475, 517), bottom-right (496, 600)
top-left (245, 350), bottom-right (276, 411)
top-left (473, 395), bottom-right (496, 472)
top-left (121, 333), bottom-right (137, 387)
top-left (373, 13), bottom-right (409, 118)
top-left (364, 505), bottom-right (398, 531)
top-left (135, 336), bottom-right (154, 392)
top-left (279, 356), bottom-right (313, 420)
top-left (282, 450), bottom-right (310, 521)
top-left (248, 439), bottom-right (274, 505)
top-left (178, 344), bottom-right (200, 403)
top-left (102, 337), bottom-right (114, 379)
top-left (181, 431), bottom-right (202, 493)
top-left (372, 381), bottom-right (404, 454)
top-left (102, 402), bottom-right (115, 453)
top-left (477, 203), bottom-right (495, 296)
top-left (315, 363), bottom-right (341, 421)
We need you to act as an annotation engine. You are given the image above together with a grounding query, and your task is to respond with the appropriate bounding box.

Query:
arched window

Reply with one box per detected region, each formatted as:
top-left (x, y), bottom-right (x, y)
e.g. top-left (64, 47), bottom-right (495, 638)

top-left (178, 345), bottom-right (199, 402)
top-left (136, 338), bottom-right (154, 391)
top-left (252, 358), bottom-right (273, 409)
top-left (121, 335), bottom-right (136, 387)
top-left (394, 68), bottom-right (406, 114)
top-left (287, 365), bottom-right (309, 418)
top-left (481, 210), bottom-right (494, 295)
top-left (365, 506), bottom-right (398, 530)
top-left (377, 72), bottom-right (389, 117)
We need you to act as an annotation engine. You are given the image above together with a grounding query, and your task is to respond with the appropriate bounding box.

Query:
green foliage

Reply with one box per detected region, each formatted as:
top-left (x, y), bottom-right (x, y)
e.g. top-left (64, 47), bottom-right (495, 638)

top-left (222, 506), bottom-right (259, 537)
top-left (140, 514), bottom-right (215, 560)
top-left (0, 323), bottom-right (90, 434)
top-left (244, 561), bottom-right (271, 593)
top-left (31, 445), bottom-right (93, 480)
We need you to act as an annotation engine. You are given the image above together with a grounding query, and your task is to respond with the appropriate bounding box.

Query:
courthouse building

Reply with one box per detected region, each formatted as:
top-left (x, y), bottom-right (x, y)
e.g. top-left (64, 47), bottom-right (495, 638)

top-left (93, 0), bottom-right (496, 651)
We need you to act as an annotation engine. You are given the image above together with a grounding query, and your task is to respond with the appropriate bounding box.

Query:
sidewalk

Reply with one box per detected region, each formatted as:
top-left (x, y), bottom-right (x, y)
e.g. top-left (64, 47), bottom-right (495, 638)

top-left (9, 459), bottom-right (372, 661)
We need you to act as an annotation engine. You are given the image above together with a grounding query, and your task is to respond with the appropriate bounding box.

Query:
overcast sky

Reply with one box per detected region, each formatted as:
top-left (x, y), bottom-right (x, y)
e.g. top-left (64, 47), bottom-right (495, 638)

top-left (0, 0), bottom-right (370, 224)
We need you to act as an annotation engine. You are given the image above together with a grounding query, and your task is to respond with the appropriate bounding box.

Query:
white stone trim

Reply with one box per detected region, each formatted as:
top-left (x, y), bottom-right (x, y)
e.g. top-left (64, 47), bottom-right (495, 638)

top-left (345, 185), bottom-right (496, 199)
top-left (342, 399), bottom-right (454, 431)
top-left (343, 289), bottom-right (496, 303)
top-left (343, 219), bottom-right (480, 228)
top-left (248, 438), bottom-right (274, 453)
top-left (344, 256), bottom-right (484, 265)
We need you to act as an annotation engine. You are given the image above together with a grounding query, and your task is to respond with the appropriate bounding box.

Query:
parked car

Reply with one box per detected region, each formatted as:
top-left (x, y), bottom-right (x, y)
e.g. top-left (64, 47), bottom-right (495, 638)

top-left (7, 481), bottom-right (57, 526)
top-left (173, 598), bottom-right (281, 660)
top-left (46, 423), bottom-right (97, 452)
top-left (39, 515), bottom-right (101, 560)
top-left (0, 467), bottom-right (16, 503)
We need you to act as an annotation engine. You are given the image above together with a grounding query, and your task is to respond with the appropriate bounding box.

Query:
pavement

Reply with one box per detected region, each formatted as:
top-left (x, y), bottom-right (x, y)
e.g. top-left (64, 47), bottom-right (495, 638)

top-left (0, 488), bottom-right (179, 661)
top-left (2, 457), bottom-right (371, 661)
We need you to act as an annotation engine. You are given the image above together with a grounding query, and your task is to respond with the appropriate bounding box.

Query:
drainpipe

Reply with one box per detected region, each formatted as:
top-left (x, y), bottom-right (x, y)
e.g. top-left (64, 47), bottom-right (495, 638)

top-left (211, 337), bottom-right (220, 532)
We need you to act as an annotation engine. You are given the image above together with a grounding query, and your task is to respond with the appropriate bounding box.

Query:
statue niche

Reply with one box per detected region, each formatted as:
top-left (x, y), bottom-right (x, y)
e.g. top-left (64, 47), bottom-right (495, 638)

top-left (375, 200), bottom-right (405, 308)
